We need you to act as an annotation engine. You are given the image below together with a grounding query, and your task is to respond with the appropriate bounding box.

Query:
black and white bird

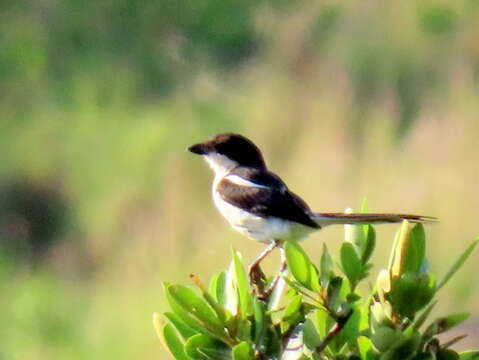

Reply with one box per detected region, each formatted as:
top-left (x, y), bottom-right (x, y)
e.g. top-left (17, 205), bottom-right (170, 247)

top-left (188, 133), bottom-right (434, 286)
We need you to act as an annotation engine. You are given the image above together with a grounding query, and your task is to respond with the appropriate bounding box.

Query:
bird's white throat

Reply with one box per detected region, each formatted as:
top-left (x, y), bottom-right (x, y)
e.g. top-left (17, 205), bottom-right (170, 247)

top-left (203, 153), bottom-right (238, 179)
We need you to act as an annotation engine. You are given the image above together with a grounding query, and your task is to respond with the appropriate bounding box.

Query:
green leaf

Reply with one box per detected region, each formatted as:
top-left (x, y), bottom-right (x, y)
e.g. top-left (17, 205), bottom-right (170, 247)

top-left (357, 300), bottom-right (370, 331)
top-left (401, 224), bottom-right (426, 275)
top-left (360, 198), bottom-right (369, 213)
top-left (389, 222), bottom-right (425, 278)
top-left (232, 249), bottom-right (252, 317)
top-left (411, 301), bottom-right (437, 332)
top-left (303, 318), bottom-right (321, 350)
top-left (347, 293), bottom-right (361, 303)
top-left (164, 312), bottom-right (198, 340)
top-left (412, 224), bottom-right (426, 270)
top-left (262, 326), bottom-right (282, 359)
top-left (192, 275), bottom-right (228, 324)
top-left (327, 276), bottom-right (344, 311)
top-left (340, 242), bottom-right (363, 288)
top-left (320, 244), bottom-right (334, 286)
top-left (459, 351), bottom-right (479, 360)
top-left (283, 295), bottom-right (303, 319)
top-left (378, 336), bottom-right (421, 360)
top-left (437, 239), bottom-right (478, 291)
top-left (209, 271), bottom-right (227, 306)
top-left (361, 225), bottom-right (376, 265)
top-left (436, 349), bottom-right (460, 360)
top-left (165, 283), bottom-right (214, 336)
top-left (285, 241), bottom-right (319, 291)
top-left (334, 305), bottom-right (360, 349)
top-left (345, 222), bottom-right (367, 252)
top-left (315, 308), bottom-right (331, 339)
top-left (282, 276), bottom-right (319, 305)
top-left (184, 334), bottom-right (231, 360)
top-left (392, 334), bottom-right (421, 359)
top-left (389, 273), bottom-right (436, 318)
top-left (253, 299), bottom-right (267, 349)
top-left (371, 327), bottom-right (403, 352)
top-left (232, 341), bottom-right (253, 360)
top-left (357, 336), bottom-right (374, 360)
top-left (282, 295), bottom-right (303, 332)
top-left (424, 313), bottom-right (470, 338)
top-left (236, 318), bottom-right (252, 343)
top-left (167, 284), bottom-right (225, 335)
top-left (163, 323), bottom-right (189, 360)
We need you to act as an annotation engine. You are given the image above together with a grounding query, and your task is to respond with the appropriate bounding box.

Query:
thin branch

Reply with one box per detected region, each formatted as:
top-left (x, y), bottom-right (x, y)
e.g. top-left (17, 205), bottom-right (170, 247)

top-left (442, 334), bottom-right (468, 349)
top-left (315, 310), bottom-right (353, 355)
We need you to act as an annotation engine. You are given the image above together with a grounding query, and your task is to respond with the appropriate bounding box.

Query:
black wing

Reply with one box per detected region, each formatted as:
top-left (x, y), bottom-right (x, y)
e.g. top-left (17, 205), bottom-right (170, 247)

top-left (217, 168), bottom-right (320, 229)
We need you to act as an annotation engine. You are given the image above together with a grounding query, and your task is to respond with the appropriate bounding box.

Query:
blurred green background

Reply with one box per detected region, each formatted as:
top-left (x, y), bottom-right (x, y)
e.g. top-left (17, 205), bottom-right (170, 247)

top-left (1, 0), bottom-right (478, 358)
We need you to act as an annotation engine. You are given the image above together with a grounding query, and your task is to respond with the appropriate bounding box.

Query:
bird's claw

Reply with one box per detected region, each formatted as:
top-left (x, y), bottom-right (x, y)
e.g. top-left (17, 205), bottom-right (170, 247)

top-left (248, 263), bottom-right (268, 299)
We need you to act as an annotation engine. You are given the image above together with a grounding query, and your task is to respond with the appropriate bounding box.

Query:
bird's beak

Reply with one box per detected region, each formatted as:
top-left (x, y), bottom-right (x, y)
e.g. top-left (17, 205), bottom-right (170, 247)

top-left (188, 143), bottom-right (210, 155)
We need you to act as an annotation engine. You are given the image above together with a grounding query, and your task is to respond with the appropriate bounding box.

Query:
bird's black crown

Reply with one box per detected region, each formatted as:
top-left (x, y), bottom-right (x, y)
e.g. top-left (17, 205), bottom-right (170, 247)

top-left (188, 133), bottom-right (266, 169)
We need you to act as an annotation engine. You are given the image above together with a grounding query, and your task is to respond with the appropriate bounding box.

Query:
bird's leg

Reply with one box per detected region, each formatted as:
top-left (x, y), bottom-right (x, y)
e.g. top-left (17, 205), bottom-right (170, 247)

top-left (248, 240), bottom-right (280, 297)
top-left (263, 247), bottom-right (288, 299)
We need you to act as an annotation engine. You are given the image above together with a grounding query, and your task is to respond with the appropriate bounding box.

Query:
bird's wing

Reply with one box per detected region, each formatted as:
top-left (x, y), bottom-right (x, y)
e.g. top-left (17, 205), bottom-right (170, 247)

top-left (218, 168), bottom-right (320, 229)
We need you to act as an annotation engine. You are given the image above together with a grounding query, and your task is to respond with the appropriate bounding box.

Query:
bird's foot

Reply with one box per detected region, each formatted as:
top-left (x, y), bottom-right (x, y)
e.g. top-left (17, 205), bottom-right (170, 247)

top-left (248, 263), bottom-right (267, 299)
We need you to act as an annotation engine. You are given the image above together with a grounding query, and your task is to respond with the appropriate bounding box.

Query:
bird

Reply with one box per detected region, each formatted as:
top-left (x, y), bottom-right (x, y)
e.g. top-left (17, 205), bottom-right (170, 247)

top-left (188, 133), bottom-right (435, 294)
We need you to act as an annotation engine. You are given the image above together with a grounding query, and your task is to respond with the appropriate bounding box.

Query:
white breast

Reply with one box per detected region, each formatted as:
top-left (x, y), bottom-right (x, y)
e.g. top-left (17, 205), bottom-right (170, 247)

top-left (212, 189), bottom-right (284, 242)
top-left (212, 179), bottom-right (314, 243)
top-left (203, 152), bottom-right (317, 242)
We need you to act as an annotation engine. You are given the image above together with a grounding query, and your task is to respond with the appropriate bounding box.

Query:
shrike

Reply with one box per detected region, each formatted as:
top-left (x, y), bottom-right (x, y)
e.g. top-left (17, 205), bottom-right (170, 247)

top-left (188, 133), bottom-right (434, 289)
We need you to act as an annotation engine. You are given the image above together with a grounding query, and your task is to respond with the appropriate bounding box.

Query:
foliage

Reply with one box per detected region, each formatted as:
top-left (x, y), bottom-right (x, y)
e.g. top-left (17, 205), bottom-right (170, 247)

top-left (155, 221), bottom-right (478, 359)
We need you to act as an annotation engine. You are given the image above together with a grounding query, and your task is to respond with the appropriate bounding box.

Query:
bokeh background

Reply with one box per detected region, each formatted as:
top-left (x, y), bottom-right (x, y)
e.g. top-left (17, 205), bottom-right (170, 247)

top-left (1, 0), bottom-right (478, 358)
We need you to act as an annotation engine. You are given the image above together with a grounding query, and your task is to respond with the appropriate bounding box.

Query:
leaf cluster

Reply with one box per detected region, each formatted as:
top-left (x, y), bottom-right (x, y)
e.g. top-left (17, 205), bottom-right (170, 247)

top-left (155, 219), bottom-right (478, 360)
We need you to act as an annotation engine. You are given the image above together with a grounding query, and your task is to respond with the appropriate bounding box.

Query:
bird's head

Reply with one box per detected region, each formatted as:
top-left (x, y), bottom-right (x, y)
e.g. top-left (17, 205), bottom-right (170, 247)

top-left (188, 133), bottom-right (266, 175)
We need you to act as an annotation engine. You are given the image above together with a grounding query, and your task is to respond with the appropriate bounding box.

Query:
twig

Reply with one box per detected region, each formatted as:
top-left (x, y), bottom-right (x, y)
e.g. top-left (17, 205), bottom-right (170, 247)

top-left (442, 334), bottom-right (468, 349)
top-left (249, 241), bottom-right (280, 298)
top-left (260, 254), bottom-right (288, 300)
top-left (315, 310), bottom-right (353, 355)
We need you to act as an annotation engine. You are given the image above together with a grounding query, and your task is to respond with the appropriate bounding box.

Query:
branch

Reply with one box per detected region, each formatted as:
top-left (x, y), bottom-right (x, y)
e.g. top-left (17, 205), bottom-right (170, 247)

top-left (315, 310), bottom-right (353, 355)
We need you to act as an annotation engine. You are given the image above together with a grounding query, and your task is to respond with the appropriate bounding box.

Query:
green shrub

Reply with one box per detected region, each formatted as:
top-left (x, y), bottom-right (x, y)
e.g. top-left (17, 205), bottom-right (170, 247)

top-left (154, 220), bottom-right (478, 359)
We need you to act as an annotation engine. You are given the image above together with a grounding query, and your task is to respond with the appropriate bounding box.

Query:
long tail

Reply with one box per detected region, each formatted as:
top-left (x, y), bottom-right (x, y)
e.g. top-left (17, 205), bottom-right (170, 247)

top-left (312, 213), bottom-right (437, 227)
